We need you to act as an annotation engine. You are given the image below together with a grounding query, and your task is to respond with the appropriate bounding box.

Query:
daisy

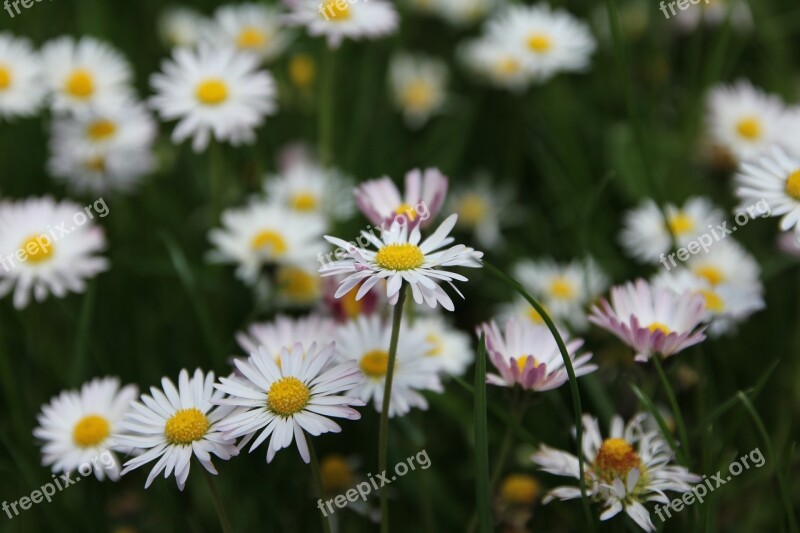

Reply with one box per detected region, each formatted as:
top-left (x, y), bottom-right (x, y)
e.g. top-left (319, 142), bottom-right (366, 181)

top-left (734, 147), bottom-right (800, 241)
top-left (263, 158), bottom-right (355, 222)
top-left (354, 168), bottom-right (449, 230)
top-left (620, 197), bottom-right (723, 264)
top-left (412, 315), bottom-right (474, 377)
top-left (437, 0), bottom-right (499, 27)
top-left (335, 315), bottom-right (442, 417)
top-left (158, 7), bottom-right (208, 48)
top-left (214, 342), bottom-right (364, 463)
top-left (0, 33), bottom-right (46, 119)
top-left (236, 314), bottom-right (336, 364)
top-left (117, 369), bottom-right (239, 490)
top-left (48, 144), bottom-right (157, 195)
top-left (283, 0), bottom-right (399, 49)
top-left (34, 377), bottom-right (138, 481)
top-left (388, 54), bottom-right (448, 128)
top-left (446, 177), bottom-right (519, 248)
top-left (673, 0), bottom-right (752, 32)
top-left (459, 36), bottom-right (532, 93)
top-left (478, 318), bottom-right (596, 391)
top-left (205, 4), bottom-right (293, 63)
top-left (272, 263), bottom-right (324, 307)
top-left (0, 197), bottom-right (109, 309)
top-left (588, 279), bottom-right (707, 362)
top-left (321, 214), bottom-right (484, 311)
top-left (150, 43), bottom-right (277, 152)
top-left (322, 275), bottom-right (384, 322)
top-left (208, 200), bottom-right (326, 285)
top-left (41, 36), bottom-right (133, 113)
top-left (531, 413), bottom-right (701, 532)
top-left (684, 238), bottom-right (762, 290)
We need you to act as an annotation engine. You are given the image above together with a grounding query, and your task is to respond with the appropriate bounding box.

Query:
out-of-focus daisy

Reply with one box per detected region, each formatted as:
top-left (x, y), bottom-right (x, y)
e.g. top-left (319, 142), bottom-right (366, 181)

top-left (734, 147), bottom-right (800, 241)
top-left (206, 4), bottom-right (293, 63)
top-left (437, 0), bottom-right (499, 27)
top-left (620, 197), bottom-right (723, 264)
top-left (208, 200), bottom-right (326, 285)
top-left (460, 36), bottom-right (531, 92)
top-left (685, 238), bottom-right (762, 290)
top-left (288, 53), bottom-right (316, 90)
top-left (150, 44), bottom-right (277, 152)
top-left (513, 258), bottom-right (609, 331)
top-left (479, 318), bottom-right (596, 391)
top-left (272, 263), bottom-right (323, 307)
top-left (158, 6), bottom-right (208, 48)
top-left (355, 168), bottom-right (448, 229)
top-left (486, 4), bottom-right (596, 82)
top-left (531, 413), bottom-right (701, 532)
top-left (389, 54), bottom-right (448, 128)
top-left (447, 177), bottom-right (519, 248)
top-left (322, 276), bottom-right (383, 322)
top-left (263, 159), bottom-right (354, 222)
top-left (673, 0), bottom-right (752, 32)
top-left (589, 279), bottom-right (707, 362)
top-left (236, 314), bottom-right (336, 364)
top-left (322, 214), bottom-right (483, 311)
top-left (117, 369), bottom-right (239, 490)
top-left (335, 315), bottom-right (442, 417)
top-left (496, 473), bottom-right (540, 530)
top-left (41, 36), bottom-right (132, 113)
top-left (283, 0), bottom-right (399, 49)
top-left (214, 342), bottom-right (364, 463)
top-left (0, 197), bottom-right (109, 309)
top-left (0, 33), bottom-right (46, 119)
top-left (34, 377), bottom-right (138, 481)
top-left (412, 315), bottom-right (473, 377)
top-left (48, 144), bottom-right (157, 195)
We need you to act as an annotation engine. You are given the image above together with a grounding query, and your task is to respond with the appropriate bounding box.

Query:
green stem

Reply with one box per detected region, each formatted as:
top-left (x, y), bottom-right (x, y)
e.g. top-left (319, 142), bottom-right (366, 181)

top-left (379, 283), bottom-right (407, 533)
top-left (309, 438), bottom-right (332, 533)
top-left (201, 467), bottom-right (233, 533)
top-left (319, 45), bottom-right (336, 166)
top-left (652, 356), bottom-right (691, 465)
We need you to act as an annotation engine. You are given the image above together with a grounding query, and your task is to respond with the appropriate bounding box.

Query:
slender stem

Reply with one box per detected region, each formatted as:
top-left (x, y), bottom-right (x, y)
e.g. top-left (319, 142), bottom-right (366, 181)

top-left (308, 438), bottom-right (333, 533)
top-left (201, 467), bottom-right (233, 533)
top-left (379, 283), bottom-right (407, 533)
top-left (319, 45), bottom-right (336, 166)
top-left (652, 356), bottom-right (691, 465)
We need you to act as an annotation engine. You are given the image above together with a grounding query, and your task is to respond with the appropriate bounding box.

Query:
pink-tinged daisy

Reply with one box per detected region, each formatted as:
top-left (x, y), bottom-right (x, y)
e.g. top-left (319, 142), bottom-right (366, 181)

top-left (478, 318), bottom-right (596, 391)
top-left (322, 276), bottom-right (383, 322)
top-left (235, 314), bottom-right (336, 364)
top-left (283, 0), bottom-right (399, 49)
top-left (588, 279), bottom-right (707, 363)
top-left (321, 214), bottom-right (483, 311)
top-left (354, 168), bottom-right (448, 230)
top-left (213, 342), bottom-right (364, 463)
top-left (117, 369), bottom-right (239, 490)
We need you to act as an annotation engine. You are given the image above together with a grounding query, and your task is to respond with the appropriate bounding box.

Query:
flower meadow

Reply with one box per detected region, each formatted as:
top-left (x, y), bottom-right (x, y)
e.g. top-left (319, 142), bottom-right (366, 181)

top-left (1, 0), bottom-right (799, 531)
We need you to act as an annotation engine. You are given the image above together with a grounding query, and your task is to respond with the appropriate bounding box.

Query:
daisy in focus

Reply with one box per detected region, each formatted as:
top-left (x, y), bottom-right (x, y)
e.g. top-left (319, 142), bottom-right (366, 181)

top-left (206, 4), bottom-right (293, 63)
top-left (354, 168), bottom-right (448, 229)
top-left (236, 314), bottom-right (336, 364)
top-left (283, 0), bottom-right (399, 49)
top-left (460, 36), bottom-right (532, 92)
top-left (322, 214), bottom-right (484, 311)
top-left (0, 33), bottom-right (46, 119)
top-left (589, 279), bottom-right (707, 362)
top-left (117, 369), bottom-right (239, 490)
top-left (0, 197), bottom-right (109, 309)
top-left (34, 377), bottom-right (138, 481)
top-left (214, 342), bottom-right (364, 463)
top-left (158, 7), bottom-right (208, 48)
top-left (531, 413), bottom-right (701, 532)
top-left (388, 54), bottom-right (448, 128)
top-left (479, 318), bottom-right (596, 392)
top-left (150, 44), bottom-right (277, 152)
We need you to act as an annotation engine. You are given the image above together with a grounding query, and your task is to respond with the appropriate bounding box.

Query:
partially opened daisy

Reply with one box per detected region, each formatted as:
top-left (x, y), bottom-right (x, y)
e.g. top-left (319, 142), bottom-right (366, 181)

top-left (34, 377), bottom-right (138, 481)
top-left (150, 44), bottom-right (277, 152)
top-left (589, 279), bottom-right (707, 362)
top-left (321, 214), bottom-right (483, 311)
top-left (117, 369), bottom-right (239, 490)
top-left (479, 318), bottom-right (596, 391)
top-left (236, 314), bottom-right (336, 364)
top-left (388, 54), bottom-right (448, 128)
top-left (283, 0), bottom-right (399, 49)
top-left (531, 413), bottom-right (700, 532)
top-left (354, 168), bottom-right (449, 229)
top-left (205, 4), bottom-right (293, 63)
top-left (0, 33), bottom-right (46, 119)
top-left (214, 342), bottom-right (364, 463)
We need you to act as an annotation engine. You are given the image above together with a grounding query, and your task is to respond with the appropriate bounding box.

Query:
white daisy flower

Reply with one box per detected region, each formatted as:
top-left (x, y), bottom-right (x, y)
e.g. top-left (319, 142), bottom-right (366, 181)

top-left (214, 342), bottom-right (364, 463)
top-left (158, 6), bottom-right (209, 48)
top-left (478, 318), bottom-right (596, 392)
top-left (208, 200), bottom-right (326, 285)
top-left (486, 4), bottom-right (596, 82)
top-left (322, 214), bottom-right (483, 311)
top-left (0, 197), bottom-right (109, 309)
top-left (355, 168), bottom-right (449, 230)
top-left (41, 36), bottom-right (133, 113)
top-left (460, 36), bottom-right (531, 92)
top-left (436, 0), bottom-right (499, 27)
top-left (34, 377), bottom-right (138, 481)
top-left (236, 314), bottom-right (337, 364)
top-left (48, 145), bottom-right (157, 195)
top-left (412, 315), bottom-right (474, 378)
top-left (117, 369), bottom-right (239, 490)
top-left (271, 263), bottom-right (324, 307)
top-left (734, 147), bottom-right (800, 241)
top-left (531, 413), bottom-right (701, 532)
top-left (0, 33), bottom-right (46, 119)
top-left (150, 44), bottom-right (277, 152)
top-left (263, 159), bottom-right (355, 222)
top-left (620, 197), bottom-right (723, 264)
top-left (684, 238), bottom-right (762, 290)
top-left (389, 54), bottom-right (448, 129)
top-left (672, 0), bottom-right (752, 32)
top-left (283, 0), bottom-right (399, 49)
top-left (335, 315), bottom-right (442, 417)
top-left (205, 4), bottom-right (293, 63)
top-left (447, 177), bottom-right (519, 249)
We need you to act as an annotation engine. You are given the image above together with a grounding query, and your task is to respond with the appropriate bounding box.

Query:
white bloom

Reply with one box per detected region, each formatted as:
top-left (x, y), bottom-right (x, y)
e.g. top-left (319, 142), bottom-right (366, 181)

top-left (236, 314), bottom-right (337, 364)
top-left (436, 0), bottom-right (499, 26)
top-left (48, 145), bottom-right (156, 195)
top-left (0, 33), bottom-right (46, 118)
top-left (205, 3), bottom-right (293, 63)
top-left (389, 54), bottom-right (448, 128)
top-left (685, 238), bottom-right (762, 290)
top-left (412, 315), bottom-right (474, 377)
top-left (447, 177), bottom-right (519, 248)
top-left (354, 168), bottom-right (449, 229)
top-left (283, 0), bottom-right (399, 49)
top-left (263, 159), bottom-right (355, 222)
top-left (158, 7), bottom-right (209, 48)
top-left (673, 0), bottom-right (752, 32)
top-left (459, 36), bottom-right (532, 92)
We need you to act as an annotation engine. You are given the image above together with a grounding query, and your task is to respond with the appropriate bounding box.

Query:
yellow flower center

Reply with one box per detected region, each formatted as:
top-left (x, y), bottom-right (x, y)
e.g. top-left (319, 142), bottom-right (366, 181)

top-left (698, 289), bottom-right (724, 313)
top-left (425, 333), bottom-right (444, 356)
top-left (526, 307), bottom-right (545, 324)
top-left (85, 155), bottom-right (106, 173)
top-left (21, 235), bottom-right (55, 264)
top-left (527, 33), bottom-right (552, 53)
top-left (457, 194), bottom-right (488, 226)
top-left (237, 27), bottom-right (268, 49)
top-left (320, 0), bottom-right (351, 20)
top-left (267, 377), bottom-right (311, 416)
top-left (647, 322), bottom-right (671, 335)
top-left (359, 349), bottom-right (389, 378)
top-left (785, 170), bottom-right (800, 201)
top-left (340, 288), bottom-right (364, 318)
top-left (736, 116), bottom-right (762, 140)
top-left (321, 455), bottom-right (354, 492)
top-left (86, 120), bottom-right (117, 140)
top-left (394, 203), bottom-right (417, 221)
top-left (402, 81), bottom-right (434, 111)
top-left (495, 58), bottom-right (520, 77)
top-left (65, 69), bottom-right (95, 99)
top-left (72, 415), bottom-right (110, 448)
top-left (276, 266), bottom-right (320, 301)
top-left (196, 78), bottom-right (229, 105)
top-left (499, 474), bottom-right (540, 505)
top-left (515, 355), bottom-right (540, 374)
top-left (164, 408), bottom-right (209, 445)
top-left (549, 277), bottom-right (574, 299)
top-left (291, 192), bottom-right (318, 211)
top-left (594, 438), bottom-right (641, 482)
top-left (251, 230), bottom-right (288, 256)
top-left (0, 65), bottom-right (11, 90)
top-left (668, 212), bottom-right (695, 236)
top-left (375, 243), bottom-right (425, 271)
top-left (289, 54), bottom-right (316, 88)
top-left (693, 265), bottom-right (725, 286)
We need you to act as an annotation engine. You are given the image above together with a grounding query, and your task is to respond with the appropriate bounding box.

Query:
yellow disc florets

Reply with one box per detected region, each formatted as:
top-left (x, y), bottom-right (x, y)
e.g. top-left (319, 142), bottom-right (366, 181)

top-left (785, 170), bottom-right (800, 201)
top-left (375, 243), bottom-right (425, 271)
top-left (359, 350), bottom-right (390, 378)
top-left (594, 438), bottom-right (641, 482)
top-left (196, 78), bottom-right (229, 105)
top-left (267, 377), bottom-right (311, 416)
top-left (164, 408), bottom-right (209, 445)
top-left (73, 415), bottom-right (111, 448)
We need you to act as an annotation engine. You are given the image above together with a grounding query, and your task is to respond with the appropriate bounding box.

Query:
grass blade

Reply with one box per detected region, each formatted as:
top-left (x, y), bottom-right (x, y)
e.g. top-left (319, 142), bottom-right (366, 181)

top-left (629, 382), bottom-right (685, 464)
top-left (474, 332), bottom-right (491, 533)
